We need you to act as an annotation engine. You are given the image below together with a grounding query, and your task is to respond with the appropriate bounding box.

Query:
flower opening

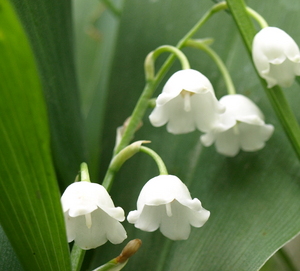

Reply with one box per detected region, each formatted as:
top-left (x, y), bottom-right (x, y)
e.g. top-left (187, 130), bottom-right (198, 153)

top-left (201, 94), bottom-right (274, 157)
top-left (149, 69), bottom-right (225, 134)
top-left (61, 181), bottom-right (127, 249)
top-left (127, 175), bottom-right (210, 240)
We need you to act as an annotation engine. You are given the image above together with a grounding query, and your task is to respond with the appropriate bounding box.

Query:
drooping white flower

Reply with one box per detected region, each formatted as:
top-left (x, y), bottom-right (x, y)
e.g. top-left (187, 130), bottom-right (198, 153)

top-left (61, 181), bottom-right (127, 250)
top-left (127, 175), bottom-right (210, 240)
top-left (149, 69), bottom-right (225, 134)
top-left (201, 94), bottom-right (274, 157)
top-left (252, 26), bottom-right (300, 88)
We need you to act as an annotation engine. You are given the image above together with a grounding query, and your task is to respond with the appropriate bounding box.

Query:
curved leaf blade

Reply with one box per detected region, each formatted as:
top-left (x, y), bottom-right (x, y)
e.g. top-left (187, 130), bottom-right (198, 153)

top-left (0, 0), bottom-right (71, 270)
top-left (10, 0), bottom-right (86, 188)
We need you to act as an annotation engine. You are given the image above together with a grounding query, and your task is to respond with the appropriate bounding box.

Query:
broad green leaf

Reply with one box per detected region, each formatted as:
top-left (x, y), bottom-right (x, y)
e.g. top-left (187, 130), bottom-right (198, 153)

top-left (10, 0), bottom-right (86, 188)
top-left (0, 0), bottom-right (71, 270)
top-left (81, 0), bottom-right (300, 270)
top-left (261, 241), bottom-right (300, 271)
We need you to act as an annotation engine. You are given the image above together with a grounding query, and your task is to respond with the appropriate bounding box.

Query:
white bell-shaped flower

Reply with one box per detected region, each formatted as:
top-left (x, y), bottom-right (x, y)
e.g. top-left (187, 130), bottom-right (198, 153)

top-left (127, 175), bottom-right (210, 240)
top-left (201, 94), bottom-right (274, 157)
top-left (149, 69), bottom-right (225, 134)
top-left (252, 26), bottom-right (300, 88)
top-left (61, 181), bottom-right (127, 250)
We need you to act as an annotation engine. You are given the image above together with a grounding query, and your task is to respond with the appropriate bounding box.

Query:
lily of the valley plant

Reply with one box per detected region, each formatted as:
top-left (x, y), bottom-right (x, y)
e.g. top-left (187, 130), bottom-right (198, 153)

top-left (57, 2), bottom-right (300, 269)
top-left (4, 0), bottom-right (300, 270)
top-left (56, 2), bottom-right (300, 270)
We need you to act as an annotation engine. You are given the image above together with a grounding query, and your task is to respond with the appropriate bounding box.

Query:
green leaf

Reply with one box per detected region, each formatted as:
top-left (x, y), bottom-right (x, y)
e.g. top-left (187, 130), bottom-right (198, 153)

top-left (0, 226), bottom-right (23, 271)
top-left (79, 0), bottom-right (300, 270)
top-left (10, 0), bottom-right (86, 188)
top-left (0, 0), bottom-right (71, 270)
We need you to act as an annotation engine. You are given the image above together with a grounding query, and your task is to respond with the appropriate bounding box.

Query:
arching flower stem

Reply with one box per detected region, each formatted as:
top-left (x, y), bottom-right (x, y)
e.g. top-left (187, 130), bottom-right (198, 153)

top-left (145, 45), bottom-right (191, 82)
top-left (139, 146), bottom-right (168, 175)
top-left (103, 142), bottom-right (168, 191)
top-left (246, 7), bottom-right (268, 29)
top-left (185, 39), bottom-right (236, 95)
top-left (103, 141), bottom-right (150, 191)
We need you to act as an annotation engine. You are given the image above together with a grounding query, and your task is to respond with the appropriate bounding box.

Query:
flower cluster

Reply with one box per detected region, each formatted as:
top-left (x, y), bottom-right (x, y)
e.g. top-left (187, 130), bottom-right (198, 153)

top-left (61, 175), bottom-right (209, 249)
top-left (60, 23), bottom-right (297, 257)
top-left (149, 69), bottom-right (274, 157)
top-left (148, 26), bottom-right (300, 156)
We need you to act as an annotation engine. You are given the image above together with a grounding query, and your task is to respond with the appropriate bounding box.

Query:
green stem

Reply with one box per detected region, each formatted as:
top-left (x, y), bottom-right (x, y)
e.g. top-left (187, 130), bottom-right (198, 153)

top-left (113, 82), bottom-right (153, 155)
top-left (185, 39), bottom-right (236, 95)
top-left (152, 46), bottom-right (190, 70)
top-left (80, 162), bottom-right (91, 182)
top-left (70, 163), bottom-right (91, 270)
top-left (103, 141), bottom-right (148, 191)
top-left (103, 144), bottom-right (168, 191)
top-left (70, 243), bottom-right (86, 271)
top-left (152, 1), bottom-right (228, 86)
top-left (277, 248), bottom-right (298, 271)
top-left (139, 146), bottom-right (168, 175)
top-left (101, 0), bottom-right (122, 17)
top-left (145, 45), bottom-right (190, 81)
top-left (114, 1), bottom-right (228, 155)
top-left (266, 86), bottom-right (300, 158)
top-left (226, 0), bottom-right (300, 161)
top-left (246, 7), bottom-right (268, 28)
